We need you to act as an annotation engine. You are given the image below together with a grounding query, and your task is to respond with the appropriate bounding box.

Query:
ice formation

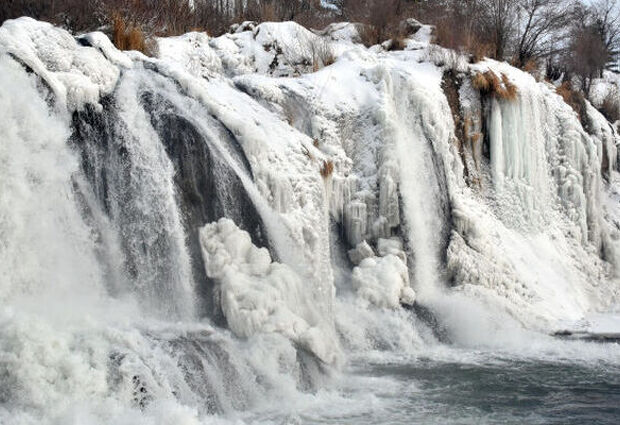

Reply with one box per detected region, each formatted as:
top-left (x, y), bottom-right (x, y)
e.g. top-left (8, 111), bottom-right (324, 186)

top-left (1, 14), bottom-right (620, 424)
top-left (199, 218), bottom-right (339, 364)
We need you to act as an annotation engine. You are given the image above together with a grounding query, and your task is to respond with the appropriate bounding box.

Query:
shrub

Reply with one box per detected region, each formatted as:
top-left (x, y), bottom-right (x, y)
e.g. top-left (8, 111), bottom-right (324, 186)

top-left (556, 81), bottom-right (586, 122)
top-left (522, 59), bottom-right (538, 74)
top-left (112, 15), bottom-right (156, 56)
top-left (386, 36), bottom-right (408, 51)
top-left (600, 90), bottom-right (620, 123)
top-left (320, 159), bottom-right (334, 179)
top-left (356, 23), bottom-right (379, 47)
top-left (425, 3), bottom-right (494, 64)
top-left (112, 14), bottom-right (127, 50)
top-left (471, 71), bottom-right (518, 100)
top-left (309, 38), bottom-right (335, 72)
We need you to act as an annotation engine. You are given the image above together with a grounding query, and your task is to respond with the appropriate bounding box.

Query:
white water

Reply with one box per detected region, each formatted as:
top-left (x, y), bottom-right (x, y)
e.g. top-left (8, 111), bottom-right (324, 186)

top-left (1, 17), bottom-right (620, 425)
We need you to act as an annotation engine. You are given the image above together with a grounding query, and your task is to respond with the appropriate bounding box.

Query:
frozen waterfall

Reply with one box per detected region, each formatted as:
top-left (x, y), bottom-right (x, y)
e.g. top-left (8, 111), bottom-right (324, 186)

top-left (1, 17), bottom-right (619, 425)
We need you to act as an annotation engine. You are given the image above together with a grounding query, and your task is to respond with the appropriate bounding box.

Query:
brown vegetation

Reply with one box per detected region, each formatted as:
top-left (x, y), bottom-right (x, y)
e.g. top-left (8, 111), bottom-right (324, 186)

top-left (310, 38), bottom-right (335, 72)
top-left (386, 36), bottom-right (409, 52)
top-left (471, 71), bottom-right (518, 100)
top-left (320, 159), bottom-right (334, 179)
top-left (600, 91), bottom-right (620, 123)
top-left (522, 59), bottom-right (539, 76)
top-left (341, 0), bottom-right (404, 46)
top-left (111, 14), bottom-right (159, 56)
top-left (431, 9), bottom-right (493, 63)
top-left (356, 23), bottom-right (379, 48)
top-left (556, 81), bottom-right (587, 122)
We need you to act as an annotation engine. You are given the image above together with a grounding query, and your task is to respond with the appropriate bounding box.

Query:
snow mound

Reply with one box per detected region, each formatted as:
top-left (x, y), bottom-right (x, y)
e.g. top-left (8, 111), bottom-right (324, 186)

top-left (0, 18), bottom-right (123, 110)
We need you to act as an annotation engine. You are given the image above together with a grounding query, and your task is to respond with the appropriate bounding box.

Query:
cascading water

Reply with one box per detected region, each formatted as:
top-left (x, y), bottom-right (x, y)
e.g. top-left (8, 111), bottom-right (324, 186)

top-left (0, 19), bottom-right (336, 424)
top-left (386, 68), bottom-right (454, 298)
top-left (1, 17), bottom-right (620, 425)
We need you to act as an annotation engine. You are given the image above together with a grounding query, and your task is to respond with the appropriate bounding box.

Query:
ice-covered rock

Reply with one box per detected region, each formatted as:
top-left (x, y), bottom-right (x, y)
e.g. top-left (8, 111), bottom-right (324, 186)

top-left (199, 218), bottom-right (340, 364)
top-left (377, 238), bottom-right (407, 264)
top-left (348, 240), bottom-right (375, 265)
top-left (352, 255), bottom-right (415, 308)
top-left (0, 18), bottom-right (123, 111)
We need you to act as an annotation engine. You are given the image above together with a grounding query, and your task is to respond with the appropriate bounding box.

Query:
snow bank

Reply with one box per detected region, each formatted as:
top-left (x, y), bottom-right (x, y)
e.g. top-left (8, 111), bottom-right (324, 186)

top-left (157, 32), bottom-right (222, 79)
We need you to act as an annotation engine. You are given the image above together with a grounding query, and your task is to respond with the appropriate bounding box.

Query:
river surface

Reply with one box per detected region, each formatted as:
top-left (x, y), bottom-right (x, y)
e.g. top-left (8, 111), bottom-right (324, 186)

top-left (230, 340), bottom-right (620, 425)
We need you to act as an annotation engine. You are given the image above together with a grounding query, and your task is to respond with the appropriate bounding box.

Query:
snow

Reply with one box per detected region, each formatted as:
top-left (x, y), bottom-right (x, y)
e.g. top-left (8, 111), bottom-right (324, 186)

top-left (157, 32), bottom-right (222, 79)
top-left (0, 18), bottom-right (123, 111)
top-left (557, 312), bottom-right (620, 339)
top-left (590, 71), bottom-right (620, 128)
top-left (81, 31), bottom-right (133, 69)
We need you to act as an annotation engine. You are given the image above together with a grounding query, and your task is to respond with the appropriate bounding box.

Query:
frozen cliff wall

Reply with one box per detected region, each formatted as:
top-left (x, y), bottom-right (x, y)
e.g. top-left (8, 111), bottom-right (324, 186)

top-left (1, 15), bottom-right (620, 424)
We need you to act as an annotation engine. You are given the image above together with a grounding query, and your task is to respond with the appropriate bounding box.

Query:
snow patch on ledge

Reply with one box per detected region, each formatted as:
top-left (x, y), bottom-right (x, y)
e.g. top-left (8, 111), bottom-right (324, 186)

top-left (0, 18), bottom-right (122, 111)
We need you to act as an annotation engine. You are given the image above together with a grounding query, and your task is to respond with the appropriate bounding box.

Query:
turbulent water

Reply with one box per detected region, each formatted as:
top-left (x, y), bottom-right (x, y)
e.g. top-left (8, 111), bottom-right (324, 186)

top-left (1, 17), bottom-right (620, 425)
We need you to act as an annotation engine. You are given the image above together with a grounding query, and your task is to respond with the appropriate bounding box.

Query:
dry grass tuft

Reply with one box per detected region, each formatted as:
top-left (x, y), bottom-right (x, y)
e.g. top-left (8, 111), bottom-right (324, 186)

top-left (471, 72), bottom-right (492, 92)
top-left (320, 160), bottom-right (334, 179)
top-left (310, 38), bottom-right (335, 72)
top-left (386, 36), bottom-right (408, 51)
top-left (112, 15), bottom-right (156, 56)
top-left (357, 23), bottom-right (379, 47)
top-left (522, 59), bottom-right (538, 74)
top-left (470, 43), bottom-right (494, 64)
top-left (471, 71), bottom-right (517, 100)
top-left (556, 82), bottom-right (586, 122)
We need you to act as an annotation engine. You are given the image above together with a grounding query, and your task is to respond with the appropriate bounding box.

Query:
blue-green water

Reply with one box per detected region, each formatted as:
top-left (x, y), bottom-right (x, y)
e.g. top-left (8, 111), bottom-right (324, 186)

top-left (237, 342), bottom-right (620, 425)
top-left (349, 357), bottom-right (620, 424)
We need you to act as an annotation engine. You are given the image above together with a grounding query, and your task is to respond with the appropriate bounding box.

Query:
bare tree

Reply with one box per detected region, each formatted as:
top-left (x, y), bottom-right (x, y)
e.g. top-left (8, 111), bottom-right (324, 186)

top-left (513, 0), bottom-right (571, 67)
top-left (590, 0), bottom-right (620, 71)
top-left (340, 0), bottom-right (408, 44)
top-left (477, 0), bottom-right (519, 60)
top-left (569, 25), bottom-right (609, 92)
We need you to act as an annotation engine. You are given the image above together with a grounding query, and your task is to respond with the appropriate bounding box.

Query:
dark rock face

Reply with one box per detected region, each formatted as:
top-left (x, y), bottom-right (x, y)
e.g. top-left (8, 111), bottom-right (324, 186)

top-left (141, 90), bottom-right (269, 321)
top-left (69, 80), bottom-right (269, 322)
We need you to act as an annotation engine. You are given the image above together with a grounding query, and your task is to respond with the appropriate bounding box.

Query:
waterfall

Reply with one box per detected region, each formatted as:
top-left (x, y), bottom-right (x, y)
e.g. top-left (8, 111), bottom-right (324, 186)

top-left (387, 69), bottom-right (454, 298)
top-left (1, 17), bottom-right (619, 425)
